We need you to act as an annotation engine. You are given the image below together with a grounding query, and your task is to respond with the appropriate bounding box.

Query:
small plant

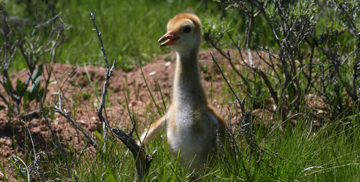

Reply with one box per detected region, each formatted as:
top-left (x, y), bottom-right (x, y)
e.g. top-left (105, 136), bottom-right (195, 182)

top-left (23, 65), bottom-right (44, 108)
top-left (0, 1), bottom-right (67, 116)
top-left (82, 91), bottom-right (91, 100)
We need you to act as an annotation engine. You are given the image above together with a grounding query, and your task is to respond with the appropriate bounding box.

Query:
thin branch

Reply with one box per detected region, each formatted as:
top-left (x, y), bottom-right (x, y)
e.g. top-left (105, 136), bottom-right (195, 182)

top-left (245, 5), bottom-right (255, 67)
top-left (112, 128), bottom-right (156, 182)
top-left (20, 120), bottom-right (47, 181)
top-left (35, 12), bottom-right (62, 28)
top-left (54, 92), bottom-right (99, 150)
top-left (0, 92), bottom-right (9, 106)
top-left (42, 21), bottom-right (65, 104)
top-left (253, 2), bottom-right (281, 46)
top-left (90, 10), bottom-right (117, 146)
top-left (211, 53), bottom-right (246, 117)
top-left (90, 10), bottom-right (109, 68)
top-left (254, 67), bottom-right (279, 104)
top-left (29, 72), bottom-right (72, 180)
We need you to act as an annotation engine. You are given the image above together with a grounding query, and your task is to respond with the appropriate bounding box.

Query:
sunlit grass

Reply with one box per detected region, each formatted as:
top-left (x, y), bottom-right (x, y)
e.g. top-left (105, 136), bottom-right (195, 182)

top-left (5, 0), bottom-right (225, 71)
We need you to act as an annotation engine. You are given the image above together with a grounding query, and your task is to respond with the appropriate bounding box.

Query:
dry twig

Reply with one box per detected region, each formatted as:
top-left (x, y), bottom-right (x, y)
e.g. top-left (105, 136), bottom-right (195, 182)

top-left (29, 73), bottom-right (72, 181)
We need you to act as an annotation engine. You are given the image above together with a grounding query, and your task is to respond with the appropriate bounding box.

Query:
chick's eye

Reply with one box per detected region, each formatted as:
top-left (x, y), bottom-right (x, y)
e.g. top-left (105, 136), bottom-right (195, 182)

top-left (183, 26), bottom-right (191, 33)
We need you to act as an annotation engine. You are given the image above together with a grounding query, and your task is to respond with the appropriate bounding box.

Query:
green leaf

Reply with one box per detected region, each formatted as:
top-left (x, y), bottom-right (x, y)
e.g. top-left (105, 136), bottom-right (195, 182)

top-left (0, 161), bottom-right (9, 182)
top-left (24, 91), bottom-right (30, 104)
top-left (0, 105), bottom-right (6, 110)
top-left (106, 167), bottom-right (116, 182)
top-left (94, 131), bottom-right (102, 142)
top-left (29, 76), bottom-right (42, 95)
top-left (16, 79), bottom-right (25, 95)
top-left (35, 88), bottom-right (44, 102)
top-left (31, 64), bottom-right (43, 80)
top-left (10, 157), bottom-right (26, 180)
top-left (28, 64), bottom-right (44, 101)
top-left (3, 79), bottom-right (12, 92)
top-left (27, 91), bottom-right (37, 102)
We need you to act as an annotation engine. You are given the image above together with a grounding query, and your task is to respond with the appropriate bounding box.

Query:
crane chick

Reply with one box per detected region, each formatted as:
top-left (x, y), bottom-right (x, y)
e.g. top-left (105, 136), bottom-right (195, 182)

top-left (139, 13), bottom-right (230, 173)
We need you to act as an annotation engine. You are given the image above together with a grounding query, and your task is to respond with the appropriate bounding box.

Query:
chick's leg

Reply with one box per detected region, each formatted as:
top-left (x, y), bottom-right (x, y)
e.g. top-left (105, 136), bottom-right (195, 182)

top-left (138, 115), bottom-right (166, 145)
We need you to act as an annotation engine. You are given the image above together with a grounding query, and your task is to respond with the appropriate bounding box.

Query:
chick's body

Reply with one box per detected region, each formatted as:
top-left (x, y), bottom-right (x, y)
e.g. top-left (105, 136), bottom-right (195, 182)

top-left (139, 13), bottom-right (228, 172)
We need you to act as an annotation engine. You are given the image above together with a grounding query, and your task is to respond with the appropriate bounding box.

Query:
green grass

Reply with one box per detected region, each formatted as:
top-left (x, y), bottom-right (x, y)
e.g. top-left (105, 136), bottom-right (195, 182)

top-left (4, 0), bottom-right (225, 71)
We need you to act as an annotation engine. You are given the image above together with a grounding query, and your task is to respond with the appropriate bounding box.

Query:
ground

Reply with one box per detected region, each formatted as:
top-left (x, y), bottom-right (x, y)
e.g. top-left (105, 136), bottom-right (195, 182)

top-left (0, 49), bottom-right (327, 179)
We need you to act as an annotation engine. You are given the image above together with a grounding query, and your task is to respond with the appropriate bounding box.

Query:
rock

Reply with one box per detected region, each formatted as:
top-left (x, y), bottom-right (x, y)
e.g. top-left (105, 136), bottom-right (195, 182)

top-left (165, 62), bottom-right (171, 67)
top-left (91, 116), bottom-right (98, 121)
top-left (30, 118), bottom-right (40, 126)
top-left (32, 127), bottom-right (41, 134)
top-left (5, 139), bottom-right (12, 146)
top-left (80, 120), bottom-right (86, 125)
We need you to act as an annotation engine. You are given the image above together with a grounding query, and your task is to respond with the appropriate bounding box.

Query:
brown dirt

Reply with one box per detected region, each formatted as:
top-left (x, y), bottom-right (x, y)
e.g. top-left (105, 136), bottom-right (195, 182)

top-left (0, 49), bottom-right (328, 180)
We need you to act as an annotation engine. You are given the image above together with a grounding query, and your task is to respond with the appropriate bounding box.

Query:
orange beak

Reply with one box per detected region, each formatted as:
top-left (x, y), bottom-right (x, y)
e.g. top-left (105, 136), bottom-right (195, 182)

top-left (158, 31), bottom-right (180, 47)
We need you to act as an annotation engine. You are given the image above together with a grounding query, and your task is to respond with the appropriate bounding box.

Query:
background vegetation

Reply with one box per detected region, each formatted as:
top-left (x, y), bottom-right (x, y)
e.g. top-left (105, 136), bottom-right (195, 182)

top-left (1, 0), bottom-right (359, 181)
top-left (3, 0), bottom-right (226, 71)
